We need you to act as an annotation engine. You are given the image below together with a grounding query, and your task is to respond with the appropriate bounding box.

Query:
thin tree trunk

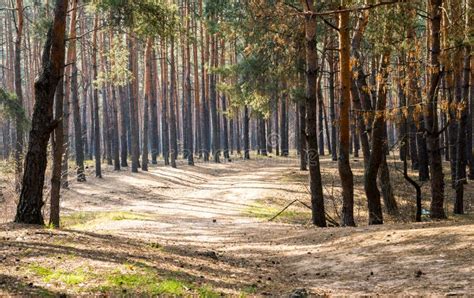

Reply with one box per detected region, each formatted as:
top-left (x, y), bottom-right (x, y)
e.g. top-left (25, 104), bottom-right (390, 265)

top-left (302, 0), bottom-right (326, 227)
top-left (209, 35), bottom-right (220, 163)
top-left (142, 38), bottom-right (153, 171)
top-left (50, 76), bottom-right (64, 227)
top-left (169, 37), bottom-right (178, 168)
top-left (129, 33), bottom-right (140, 172)
top-left (160, 41), bottom-right (170, 166)
top-left (280, 94), bottom-right (289, 156)
top-left (185, 5), bottom-right (194, 165)
top-left (300, 102), bottom-right (307, 171)
top-left (454, 44), bottom-right (470, 214)
top-left (243, 105), bottom-right (250, 160)
top-left (92, 15), bottom-right (101, 177)
top-left (150, 48), bottom-right (159, 165)
top-left (14, 0), bottom-right (25, 191)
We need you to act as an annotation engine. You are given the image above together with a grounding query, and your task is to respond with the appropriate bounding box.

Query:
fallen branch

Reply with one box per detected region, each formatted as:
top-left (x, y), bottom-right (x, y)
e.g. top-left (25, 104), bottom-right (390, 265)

top-left (268, 199), bottom-right (340, 227)
top-left (268, 199), bottom-right (300, 222)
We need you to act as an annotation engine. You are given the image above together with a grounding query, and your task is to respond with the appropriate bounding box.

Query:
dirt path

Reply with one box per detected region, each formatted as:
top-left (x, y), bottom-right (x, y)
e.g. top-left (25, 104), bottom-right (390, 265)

top-left (57, 158), bottom-right (474, 296)
top-left (1, 158), bottom-right (472, 296)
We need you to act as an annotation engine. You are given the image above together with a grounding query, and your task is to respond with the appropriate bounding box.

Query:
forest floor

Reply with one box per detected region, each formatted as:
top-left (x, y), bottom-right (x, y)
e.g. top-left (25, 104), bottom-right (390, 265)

top-left (0, 155), bottom-right (473, 296)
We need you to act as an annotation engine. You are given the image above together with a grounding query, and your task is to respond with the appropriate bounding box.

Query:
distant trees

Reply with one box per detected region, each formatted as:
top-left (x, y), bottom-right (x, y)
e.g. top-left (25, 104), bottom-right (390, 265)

top-left (0, 0), bottom-right (470, 227)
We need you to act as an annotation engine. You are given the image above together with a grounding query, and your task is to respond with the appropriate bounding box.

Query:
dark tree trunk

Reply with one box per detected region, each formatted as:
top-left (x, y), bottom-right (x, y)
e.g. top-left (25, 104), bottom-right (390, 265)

top-left (379, 155), bottom-right (399, 216)
top-left (454, 45), bottom-right (470, 214)
top-left (222, 94), bottom-right (230, 160)
top-left (409, 121), bottom-right (419, 170)
top-left (350, 10), bottom-right (371, 165)
top-left (92, 16), bottom-right (101, 177)
top-left (129, 34), bottom-right (140, 172)
top-left (102, 87), bottom-right (113, 166)
top-left (258, 115), bottom-right (267, 156)
top-left (15, 0), bottom-right (68, 225)
top-left (236, 111), bottom-right (241, 155)
top-left (110, 86), bottom-right (120, 171)
top-left (303, 2), bottom-right (326, 227)
top-left (119, 85), bottom-right (128, 167)
top-left (426, 0), bottom-right (446, 219)
top-left (71, 59), bottom-right (86, 181)
top-left (299, 102), bottom-right (307, 171)
top-left (161, 42), bottom-right (170, 166)
top-left (50, 76), bottom-right (65, 227)
top-left (272, 95), bottom-right (279, 156)
top-left (185, 36), bottom-right (194, 166)
top-left (209, 36), bottom-right (219, 163)
top-left (243, 105), bottom-right (250, 160)
top-left (328, 43), bottom-right (338, 162)
top-left (82, 91), bottom-right (89, 160)
top-left (169, 37), bottom-right (178, 168)
top-left (364, 50), bottom-right (391, 226)
top-left (14, 0), bottom-right (24, 191)
top-left (280, 95), bottom-right (289, 156)
top-left (150, 50), bottom-right (159, 165)
top-left (468, 50), bottom-right (474, 180)
top-left (142, 38), bottom-right (153, 171)
top-left (317, 76), bottom-right (325, 156)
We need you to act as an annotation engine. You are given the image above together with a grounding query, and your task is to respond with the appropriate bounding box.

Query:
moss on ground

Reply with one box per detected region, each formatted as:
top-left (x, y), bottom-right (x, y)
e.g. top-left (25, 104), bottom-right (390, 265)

top-left (61, 211), bottom-right (152, 229)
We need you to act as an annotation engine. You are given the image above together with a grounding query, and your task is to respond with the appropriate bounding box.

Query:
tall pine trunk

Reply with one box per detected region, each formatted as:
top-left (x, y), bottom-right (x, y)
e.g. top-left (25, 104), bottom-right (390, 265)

top-left (129, 34), bottom-right (140, 172)
top-left (426, 0), bottom-right (446, 219)
top-left (169, 37), bottom-right (178, 168)
top-left (302, 1), bottom-right (326, 227)
top-left (14, 0), bottom-right (25, 191)
top-left (364, 50), bottom-right (391, 226)
top-left (92, 15), bottom-right (101, 177)
top-left (15, 0), bottom-right (68, 224)
top-left (338, 9), bottom-right (355, 226)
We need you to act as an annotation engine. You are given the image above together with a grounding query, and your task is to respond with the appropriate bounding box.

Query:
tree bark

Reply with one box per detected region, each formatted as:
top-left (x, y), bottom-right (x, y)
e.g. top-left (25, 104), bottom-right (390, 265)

top-left (14, 0), bottom-right (25, 191)
top-left (15, 0), bottom-right (68, 225)
top-left (92, 15), bottom-right (102, 177)
top-left (129, 34), bottom-right (140, 172)
top-left (243, 105), bottom-right (250, 160)
top-left (70, 9), bottom-right (85, 181)
top-left (50, 76), bottom-right (64, 227)
top-left (338, 9), bottom-right (355, 226)
top-left (169, 36), bottom-right (178, 168)
top-left (142, 38), bottom-right (153, 171)
top-left (364, 50), bottom-right (391, 226)
top-left (302, 0), bottom-right (326, 227)
top-left (426, 0), bottom-right (446, 219)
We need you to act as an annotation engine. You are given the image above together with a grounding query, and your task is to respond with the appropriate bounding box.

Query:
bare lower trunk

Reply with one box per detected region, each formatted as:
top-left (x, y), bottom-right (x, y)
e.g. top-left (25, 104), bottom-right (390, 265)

top-left (15, 0), bottom-right (68, 225)
top-left (302, 1), bottom-right (326, 227)
top-left (338, 9), bottom-right (355, 226)
top-left (50, 77), bottom-right (64, 227)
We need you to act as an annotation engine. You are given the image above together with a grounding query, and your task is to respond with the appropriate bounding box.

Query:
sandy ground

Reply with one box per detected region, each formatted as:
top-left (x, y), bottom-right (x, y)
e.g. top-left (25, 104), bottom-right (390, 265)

top-left (1, 157), bottom-right (473, 295)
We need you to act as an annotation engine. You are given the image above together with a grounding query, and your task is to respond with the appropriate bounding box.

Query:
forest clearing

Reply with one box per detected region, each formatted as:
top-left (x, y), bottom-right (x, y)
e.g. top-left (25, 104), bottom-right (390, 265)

top-left (1, 0), bottom-right (474, 296)
top-left (1, 157), bottom-right (473, 296)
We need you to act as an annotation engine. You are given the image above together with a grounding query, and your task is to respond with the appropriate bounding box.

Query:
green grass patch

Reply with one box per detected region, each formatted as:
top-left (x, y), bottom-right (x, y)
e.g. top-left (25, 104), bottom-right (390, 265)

top-left (102, 270), bottom-right (190, 295)
top-left (198, 285), bottom-right (221, 298)
top-left (244, 198), bottom-right (311, 224)
top-left (240, 284), bottom-right (258, 296)
top-left (28, 263), bottom-right (89, 286)
top-left (61, 211), bottom-right (152, 229)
